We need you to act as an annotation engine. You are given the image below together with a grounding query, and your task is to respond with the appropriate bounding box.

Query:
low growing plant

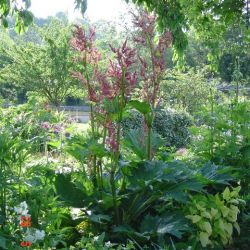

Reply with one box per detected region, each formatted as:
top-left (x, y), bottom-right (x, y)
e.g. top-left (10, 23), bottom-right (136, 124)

top-left (186, 186), bottom-right (245, 248)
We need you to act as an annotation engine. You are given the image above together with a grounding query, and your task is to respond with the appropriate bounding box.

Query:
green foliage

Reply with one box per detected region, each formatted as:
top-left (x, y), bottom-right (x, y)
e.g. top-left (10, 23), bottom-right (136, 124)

top-left (0, 95), bottom-right (72, 154)
top-left (74, 233), bottom-right (137, 249)
top-left (0, 19), bottom-right (79, 106)
top-left (0, 93), bottom-right (244, 249)
top-left (153, 108), bottom-right (193, 148)
top-left (55, 173), bottom-right (88, 207)
top-left (161, 67), bottom-right (217, 114)
top-left (0, 130), bottom-right (29, 223)
top-left (129, 0), bottom-right (248, 65)
top-left (0, 0), bottom-right (89, 34)
top-left (0, 0), bottom-right (33, 33)
top-left (140, 213), bottom-right (190, 239)
top-left (123, 108), bottom-right (193, 148)
top-left (190, 98), bottom-right (250, 189)
top-left (1, 3), bottom-right (249, 248)
top-left (186, 186), bottom-right (245, 248)
top-left (53, 150), bottom-right (233, 247)
top-left (74, 0), bottom-right (88, 16)
top-left (218, 25), bottom-right (250, 83)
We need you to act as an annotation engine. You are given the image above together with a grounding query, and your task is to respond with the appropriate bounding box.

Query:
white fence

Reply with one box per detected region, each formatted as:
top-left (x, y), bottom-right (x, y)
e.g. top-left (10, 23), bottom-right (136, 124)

top-left (58, 106), bottom-right (90, 123)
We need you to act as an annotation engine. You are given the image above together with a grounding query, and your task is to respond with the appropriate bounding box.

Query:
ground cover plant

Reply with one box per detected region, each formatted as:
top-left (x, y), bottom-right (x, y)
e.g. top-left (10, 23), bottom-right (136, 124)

top-left (0, 1), bottom-right (249, 249)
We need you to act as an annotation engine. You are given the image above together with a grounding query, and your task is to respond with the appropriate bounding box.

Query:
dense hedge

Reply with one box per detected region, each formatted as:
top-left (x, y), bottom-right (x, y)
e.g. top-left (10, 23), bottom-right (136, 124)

top-left (122, 108), bottom-right (193, 148)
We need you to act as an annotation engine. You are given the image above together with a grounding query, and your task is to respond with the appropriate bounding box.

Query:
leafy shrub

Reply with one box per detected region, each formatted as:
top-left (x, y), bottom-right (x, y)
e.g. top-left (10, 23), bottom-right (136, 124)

top-left (0, 95), bottom-right (74, 153)
top-left (186, 186), bottom-right (245, 248)
top-left (190, 99), bottom-right (250, 190)
top-left (54, 158), bottom-right (233, 248)
top-left (153, 108), bottom-right (193, 148)
top-left (123, 108), bottom-right (193, 148)
top-left (73, 233), bottom-right (136, 249)
top-left (161, 67), bottom-right (217, 114)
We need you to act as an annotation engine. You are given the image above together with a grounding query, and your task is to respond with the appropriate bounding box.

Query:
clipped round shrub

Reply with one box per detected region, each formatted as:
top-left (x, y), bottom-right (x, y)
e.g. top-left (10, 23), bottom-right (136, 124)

top-left (122, 110), bottom-right (144, 131)
top-left (122, 108), bottom-right (193, 148)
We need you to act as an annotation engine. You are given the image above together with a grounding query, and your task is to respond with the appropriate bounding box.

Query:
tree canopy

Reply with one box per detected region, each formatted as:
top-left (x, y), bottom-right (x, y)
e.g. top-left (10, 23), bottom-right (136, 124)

top-left (0, 20), bottom-right (80, 106)
top-left (128, 0), bottom-right (250, 63)
top-left (1, 0), bottom-right (249, 65)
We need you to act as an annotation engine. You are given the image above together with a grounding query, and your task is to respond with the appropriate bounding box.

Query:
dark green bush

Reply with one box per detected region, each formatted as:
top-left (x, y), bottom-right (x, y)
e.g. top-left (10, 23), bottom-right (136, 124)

top-left (122, 108), bottom-right (193, 148)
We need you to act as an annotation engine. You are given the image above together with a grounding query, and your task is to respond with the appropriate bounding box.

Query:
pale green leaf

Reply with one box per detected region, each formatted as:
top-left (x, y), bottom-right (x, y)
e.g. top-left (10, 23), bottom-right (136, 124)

top-left (201, 211), bottom-right (212, 219)
top-left (233, 222), bottom-right (240, 235)
top-left (199, 232), bottom-right (210, 247)
top-left (186, 215), bottom-right (202, 223)
top-left (222, 187), bottom-right (231, 201)
top-left (211, 208), bottom-right (218, 218)
top-left (220, 205), bottom-right (230, 218)
top-left (202, 221), bottom-right (212, 236)
top-left (224, 222), bottom-right (233, 236)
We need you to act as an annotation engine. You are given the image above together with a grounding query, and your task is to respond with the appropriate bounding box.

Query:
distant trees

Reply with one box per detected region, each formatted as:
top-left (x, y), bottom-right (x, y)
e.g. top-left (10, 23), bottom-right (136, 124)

top-left (161, 67), bottom-right (217, 114)
top-left (0, 20), bottom-right (80, 106)
top-left (218, 25), bottom-right (250, 84)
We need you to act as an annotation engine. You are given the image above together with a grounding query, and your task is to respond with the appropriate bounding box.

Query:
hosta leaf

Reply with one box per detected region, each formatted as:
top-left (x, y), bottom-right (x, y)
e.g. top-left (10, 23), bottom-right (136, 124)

top-left (228, 199), bottom-right (239, 204)
top-left (211, 208), bottom-right (218, 218)
top-left (219, 219), bottom-right (225, 232)
top-left (228, 205), bottom-right (240, 222)
top-left (196, 203), bottom-right (206, 212)
top-left (231, 186), bottom-right (241, 198)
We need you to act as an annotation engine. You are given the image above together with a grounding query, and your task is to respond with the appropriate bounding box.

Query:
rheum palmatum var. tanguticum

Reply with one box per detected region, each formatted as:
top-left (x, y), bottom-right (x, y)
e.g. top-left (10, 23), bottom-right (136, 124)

top-left (107, 41), bottom-right (137, 223)
top-left (71, 24), bottom-right (137, 222)
top-left (95, 40), bottom-right (137, 153)
top-left (131, 10), bottom-right (172, 159)
top-left (70, 25), bottom-right (101, 185)
top-left (132, 10), bottom-right (172, 108)
top-left (96, 40), bottom-right (137, 223)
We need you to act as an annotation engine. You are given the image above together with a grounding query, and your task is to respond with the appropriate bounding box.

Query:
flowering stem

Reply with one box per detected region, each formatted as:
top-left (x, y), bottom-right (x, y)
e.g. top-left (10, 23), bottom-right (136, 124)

top-left (147, 124), bottom-right (152, 160)
top-left (90, 104), bottom-right (97, 186)
top-left (97, 160), bottom-right (103, 194)
top-left (148, 36), bottom-right (158, 107)
top-left (99, 125), bottom-right (107, 190)
top-left (144, 34), bottom-right (157, 160)
top-left (0, 162), bottom-right (6, 225)
top-left (209, 88), bottom-right (215, 158)
top-left (83, 54), bottom-right (97, 187)
top-left (110, 67), bottom-right (126, 224)
top-left (45, 139), bottom-right (48, 163)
